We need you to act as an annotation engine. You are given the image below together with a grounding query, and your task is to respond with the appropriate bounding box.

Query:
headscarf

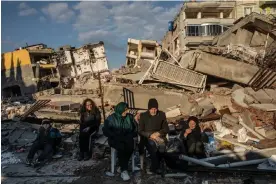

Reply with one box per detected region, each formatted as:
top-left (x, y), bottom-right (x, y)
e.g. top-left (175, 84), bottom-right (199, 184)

top-left (114, 102), bottom-right (128, 117)
top-left (112, 102), bottom-right (133, 131)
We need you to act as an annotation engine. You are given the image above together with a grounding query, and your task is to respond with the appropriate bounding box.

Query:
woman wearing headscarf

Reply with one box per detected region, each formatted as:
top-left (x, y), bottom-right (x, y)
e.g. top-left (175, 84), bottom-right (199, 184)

top-left (179, 116), bottom-right (208, 158)
top-left (78, 98), bottom-right (101, 161)
top-left (103, 102), bottom-right (137, 181)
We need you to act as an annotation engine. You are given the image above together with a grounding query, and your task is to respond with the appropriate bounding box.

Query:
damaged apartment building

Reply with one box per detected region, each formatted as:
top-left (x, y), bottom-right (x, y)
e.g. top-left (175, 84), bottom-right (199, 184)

top-left (125, 38), bottom-right (160, 68)
top-left (52, 41), bottom-right (109, 88)
top-left (1, 42), bottom-right (109, 97)
top-left (1, 44), bottom-right (59, 98)
top-left (162, 0), bottom-right (276, 56)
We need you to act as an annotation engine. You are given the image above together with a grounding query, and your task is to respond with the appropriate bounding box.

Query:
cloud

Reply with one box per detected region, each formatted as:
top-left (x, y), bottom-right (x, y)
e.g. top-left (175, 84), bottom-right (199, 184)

top-left (18, 2), bottom-right (37, 16)
top-left (73, 1), bottom-right (181, 46)
top-left (42, 3), bottom-right (75, 23)
top-left (39, 16), bottom-right (46, 22)
top-left (18, 2), bottom-right (28, 9)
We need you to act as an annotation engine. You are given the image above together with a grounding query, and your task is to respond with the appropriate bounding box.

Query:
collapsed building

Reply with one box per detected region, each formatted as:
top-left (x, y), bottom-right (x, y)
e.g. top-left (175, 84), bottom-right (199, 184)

top-left (52, 41), bottom-right (109, 88)
top-left (1, 44), bottom-right (58, 98)
top-left (1, 42), bottom-right (110, 97)
top-left (125, 38), bottom-right (160, 67)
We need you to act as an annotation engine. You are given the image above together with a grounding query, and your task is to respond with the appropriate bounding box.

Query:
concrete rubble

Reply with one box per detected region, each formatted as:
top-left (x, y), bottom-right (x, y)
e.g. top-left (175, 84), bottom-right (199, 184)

top-left (1, 8), bottom-right (276, 184)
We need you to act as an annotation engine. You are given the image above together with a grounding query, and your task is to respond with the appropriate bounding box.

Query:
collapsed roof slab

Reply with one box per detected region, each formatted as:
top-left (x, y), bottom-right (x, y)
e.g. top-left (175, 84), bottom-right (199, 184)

top-left (213, 13), bottom-right (276, 46)
top-left (192, 51), bottom-right (276, 87)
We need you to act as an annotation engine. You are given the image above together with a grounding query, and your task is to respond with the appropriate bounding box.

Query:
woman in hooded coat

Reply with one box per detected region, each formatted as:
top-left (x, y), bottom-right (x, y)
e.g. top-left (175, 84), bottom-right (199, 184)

top-left (180, 116), bottom-right (208, 158)
top-left (78, 98), bottom-right (101, 161)
top-left (103, 102), bottom-right (137, 181)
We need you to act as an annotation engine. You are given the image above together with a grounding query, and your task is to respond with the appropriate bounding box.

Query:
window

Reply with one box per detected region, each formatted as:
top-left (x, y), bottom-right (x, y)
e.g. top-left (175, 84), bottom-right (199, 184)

top-left (244, 7), bottom-right (253, 16)
top-left (206, 25), bottom-right (222, 36)
top-left (186, 25), bottom-right (202, 36)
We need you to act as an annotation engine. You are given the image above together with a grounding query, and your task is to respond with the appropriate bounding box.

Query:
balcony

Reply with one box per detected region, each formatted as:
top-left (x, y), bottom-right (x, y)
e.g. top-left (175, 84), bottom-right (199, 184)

top-left (185, 18), bottom-right (235, 25)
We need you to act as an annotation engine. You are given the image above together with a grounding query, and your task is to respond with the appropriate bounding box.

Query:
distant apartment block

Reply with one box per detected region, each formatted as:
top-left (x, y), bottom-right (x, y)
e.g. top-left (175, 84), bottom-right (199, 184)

top-left (162, 0), bottom-right (276, 56)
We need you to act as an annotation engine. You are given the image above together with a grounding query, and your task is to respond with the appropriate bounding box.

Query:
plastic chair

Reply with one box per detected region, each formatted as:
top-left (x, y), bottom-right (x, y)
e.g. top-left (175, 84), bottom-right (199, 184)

top-left (106, 141), bottom-right (137, 176)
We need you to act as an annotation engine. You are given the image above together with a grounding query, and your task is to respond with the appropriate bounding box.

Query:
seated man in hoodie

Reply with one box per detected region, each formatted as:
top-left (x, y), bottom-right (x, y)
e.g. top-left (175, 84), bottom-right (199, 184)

top-left (26, 119), bottom-right (62, 166)
top-left (138, 98), bottom-right (169, 174)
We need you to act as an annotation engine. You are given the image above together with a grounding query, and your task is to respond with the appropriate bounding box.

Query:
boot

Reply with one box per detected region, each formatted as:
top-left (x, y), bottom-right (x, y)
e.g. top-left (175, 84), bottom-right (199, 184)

top-left (25, 158), bottom-right (33, 166)
top-left (78, 152), bottom-right (84, 161)
top-left (83, 152), bottom-right (90, 161)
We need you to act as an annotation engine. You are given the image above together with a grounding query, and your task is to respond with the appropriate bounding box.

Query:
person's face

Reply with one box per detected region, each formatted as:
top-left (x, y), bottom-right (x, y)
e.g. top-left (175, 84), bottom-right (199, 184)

top-left (188, 120), bottom-right (196, 130)
top-left (86, 101), bottom-right (93, 111)
top-left (42, 123), bottom-right (50, 130)
top-left (149, 108), bottom-right (157, 116)
top-left (122, 108), bottom-right (129, 117)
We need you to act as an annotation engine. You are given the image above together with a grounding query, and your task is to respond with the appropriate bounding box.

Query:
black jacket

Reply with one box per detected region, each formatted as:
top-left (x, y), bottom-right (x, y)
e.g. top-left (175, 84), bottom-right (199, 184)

top-left (36, 127), bottom-right (62, 147)
top-left (80, 108), bottom-right (101, 133)
top-left (179, 121), bottom-right (208, 148)
top-left (138, 110), bottom-right (169, 140)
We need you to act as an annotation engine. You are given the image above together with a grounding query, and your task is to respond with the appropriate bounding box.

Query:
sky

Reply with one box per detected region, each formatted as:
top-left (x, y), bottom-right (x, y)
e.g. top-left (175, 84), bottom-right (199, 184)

top-left (1, 1), bottom-right (183, 69)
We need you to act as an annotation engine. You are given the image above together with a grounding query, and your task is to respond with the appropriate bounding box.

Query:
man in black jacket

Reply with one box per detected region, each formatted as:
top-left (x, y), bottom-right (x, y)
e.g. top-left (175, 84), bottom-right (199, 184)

top-left (138, 98), bottom-right (169, 174)
top-left (26, 119), bottom-right (62, 166)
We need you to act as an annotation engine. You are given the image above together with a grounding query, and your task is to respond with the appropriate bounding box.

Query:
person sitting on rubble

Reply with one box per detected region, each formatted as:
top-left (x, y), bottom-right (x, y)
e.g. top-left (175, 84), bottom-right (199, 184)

top-left (180, 116), bottom-right (208, 159)
top-left (138, 98), bottom-right (169, 174)
top-left (78, 98), bottom-right (101, 161)
top-left (102, 102), bottom-right (137, 181)
top-left (26, 119), bottom-right (62, 166)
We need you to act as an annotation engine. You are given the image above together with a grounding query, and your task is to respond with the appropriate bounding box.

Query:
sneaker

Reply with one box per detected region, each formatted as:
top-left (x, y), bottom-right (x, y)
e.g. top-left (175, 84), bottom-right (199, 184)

top-left (121, 170), bottom-right (130, 181)
top-left (25, 158), bottom-right (32, 165)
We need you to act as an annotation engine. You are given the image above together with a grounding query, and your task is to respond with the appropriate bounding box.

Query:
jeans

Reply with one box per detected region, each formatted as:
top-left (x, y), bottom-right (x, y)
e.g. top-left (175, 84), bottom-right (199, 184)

top-left (27, 141), bottom-right (53, 161)
top-left (139, 137), bottom-right (163, 172)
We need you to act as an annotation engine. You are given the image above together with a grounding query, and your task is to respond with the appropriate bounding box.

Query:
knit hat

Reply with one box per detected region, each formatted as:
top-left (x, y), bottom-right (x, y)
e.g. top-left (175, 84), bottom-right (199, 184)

top-left (148, 98), bottom-right (158, 109)
top-left (41, 118), bottom-right (52, 125)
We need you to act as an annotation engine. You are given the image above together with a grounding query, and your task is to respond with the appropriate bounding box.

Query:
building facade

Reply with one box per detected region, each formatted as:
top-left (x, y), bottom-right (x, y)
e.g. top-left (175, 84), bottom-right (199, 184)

top-left (125, 38), bottom-right (160, 68)
top-left (161, 0), bottom-right (276, 56)
top-left (1, 45), bottom-right (58, 97)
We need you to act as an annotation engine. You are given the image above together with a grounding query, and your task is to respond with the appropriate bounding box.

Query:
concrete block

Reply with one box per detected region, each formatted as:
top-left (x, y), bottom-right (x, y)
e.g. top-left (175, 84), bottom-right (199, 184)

top-left (264, 89), bottom-right (276, 104)
top-left (255, 126), bottom-right (276, 139)
top-left (249, 103), bottom-right (276, 112)
top-left (166, 108), bottom-right (181, 118)
top-left (243, 94), bottom-right (257, 105)
top-left (189, 104), bottom-right (203, 116)
top-left (197, 98), bottom-right (215, 117)
top-left (244, 88), bottom-right (273, 104)
top-left (221, 114), bottom-right (239, 127)
top-left (241, 110), bottom-right (255, 129)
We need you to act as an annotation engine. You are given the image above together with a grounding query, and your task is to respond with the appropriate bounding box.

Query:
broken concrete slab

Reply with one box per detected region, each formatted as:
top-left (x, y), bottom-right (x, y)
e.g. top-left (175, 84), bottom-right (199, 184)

top-left (249, 104), bottom-right (276, 112)
top-left (166, 108), bottom-right (181, 118)
top-left (241, 110), bottom-right (256, 130)
top-left (49, 101), bottom-right (81, 111)
top-left (255, 126), bottom-right (276, 140)
top-left (243, 94), bottom-right (257, 105)
top-left (197, 98), bottom-right (215, 117)
top-left (244, 88), bottom-right (273, 104)
top-left (221, 114), bottom-right (239, 127)
top-left (264, 89), bottom-right (276, 104)
top-left (231, 88), bottom-right (248, 108)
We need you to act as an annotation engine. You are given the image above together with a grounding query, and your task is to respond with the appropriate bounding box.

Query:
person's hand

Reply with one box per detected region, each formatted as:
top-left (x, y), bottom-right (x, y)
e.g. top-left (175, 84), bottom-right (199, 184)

top-left (184, 129), bottom-right (192, 137)
top-left (135, 113), bottom-right (140, 122)
top-left (150, 132), bottom-right (160, 139)
top-left (83, 127), bottom-right (90, 132)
